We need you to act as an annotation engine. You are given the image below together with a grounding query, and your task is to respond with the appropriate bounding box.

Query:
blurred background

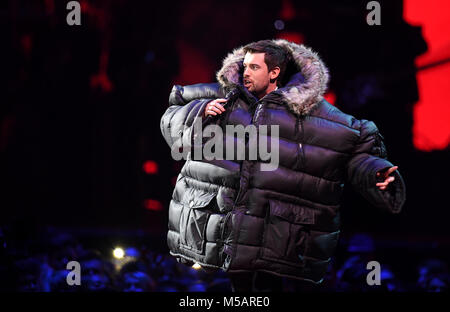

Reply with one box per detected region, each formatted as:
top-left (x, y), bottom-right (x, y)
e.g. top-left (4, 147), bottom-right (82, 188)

top-left (0, 0), bottom-right (449, 292)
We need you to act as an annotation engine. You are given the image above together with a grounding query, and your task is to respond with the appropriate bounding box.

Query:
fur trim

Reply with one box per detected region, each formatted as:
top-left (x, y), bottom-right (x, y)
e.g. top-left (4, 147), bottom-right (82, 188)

top-left (216, 39), bottom-right (329, 116)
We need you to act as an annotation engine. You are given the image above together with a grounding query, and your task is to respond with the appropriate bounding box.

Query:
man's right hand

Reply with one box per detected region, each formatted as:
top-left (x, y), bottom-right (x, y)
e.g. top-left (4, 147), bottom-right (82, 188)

top-left (204, 98), bottom-right (227, 118)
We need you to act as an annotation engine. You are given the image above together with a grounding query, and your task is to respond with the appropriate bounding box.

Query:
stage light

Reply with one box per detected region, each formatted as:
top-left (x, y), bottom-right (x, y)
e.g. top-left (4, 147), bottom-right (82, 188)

top-left (192, 262), bottom-right (202, 270)
top-left (143, 160), bottom-right (158, 174)
top-left (324, 91), bottom-right (336, 106)
top-left (113, 247), bottom-right (125, 259)
top-left (144, 199), bottom-right (163, 211)
top-left (404, 0), bottom-right (450, 151)
top-left (274, 19), bottom-right (285, 31)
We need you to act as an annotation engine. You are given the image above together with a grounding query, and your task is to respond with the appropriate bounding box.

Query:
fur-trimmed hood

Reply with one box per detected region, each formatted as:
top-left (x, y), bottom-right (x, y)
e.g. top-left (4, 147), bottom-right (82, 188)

top-left (216, 39), bottom-right (329, 116)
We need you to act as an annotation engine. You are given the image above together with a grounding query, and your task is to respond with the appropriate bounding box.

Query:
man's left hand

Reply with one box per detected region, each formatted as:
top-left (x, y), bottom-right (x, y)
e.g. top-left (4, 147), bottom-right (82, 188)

top-left (376, 166), bottom-right (398, 190)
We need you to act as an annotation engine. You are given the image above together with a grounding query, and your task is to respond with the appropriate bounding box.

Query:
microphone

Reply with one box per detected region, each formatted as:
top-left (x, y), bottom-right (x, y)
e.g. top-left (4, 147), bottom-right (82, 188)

top-left (202, 88), bottom-right (240, 125)
top-left (223, 88), bottom-right (241, 103)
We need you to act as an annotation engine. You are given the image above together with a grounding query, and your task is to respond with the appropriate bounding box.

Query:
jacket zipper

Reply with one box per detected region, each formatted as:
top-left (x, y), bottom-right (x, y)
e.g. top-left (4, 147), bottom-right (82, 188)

top-left (297, 143), bottom-right (303, 170)
top-left (232, 100), bottom-right (263, 205)
top-left (299, 118), bottom-right (306, 168)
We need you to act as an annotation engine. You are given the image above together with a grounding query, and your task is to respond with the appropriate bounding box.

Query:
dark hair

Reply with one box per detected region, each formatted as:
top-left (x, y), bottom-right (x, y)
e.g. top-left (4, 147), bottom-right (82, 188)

top-left (243, 40), bottom-right (290, 86)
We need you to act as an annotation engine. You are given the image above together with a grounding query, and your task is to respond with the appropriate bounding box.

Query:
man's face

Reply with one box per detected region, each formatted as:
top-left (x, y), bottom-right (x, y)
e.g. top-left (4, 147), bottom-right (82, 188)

top-left (243, 52), bottom-right (272, 98)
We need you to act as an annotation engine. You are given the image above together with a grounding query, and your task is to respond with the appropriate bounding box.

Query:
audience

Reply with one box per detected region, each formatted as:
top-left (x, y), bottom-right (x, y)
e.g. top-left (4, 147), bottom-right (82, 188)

top-left (0, 224), bottom-right (448, 292)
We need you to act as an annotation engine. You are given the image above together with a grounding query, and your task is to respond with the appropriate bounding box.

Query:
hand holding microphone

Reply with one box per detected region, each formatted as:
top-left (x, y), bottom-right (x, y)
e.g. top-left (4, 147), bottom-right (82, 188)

top-left (203, 88), bottom-right (240, 119)
top-left (204, 98), bottom-right (227, 117)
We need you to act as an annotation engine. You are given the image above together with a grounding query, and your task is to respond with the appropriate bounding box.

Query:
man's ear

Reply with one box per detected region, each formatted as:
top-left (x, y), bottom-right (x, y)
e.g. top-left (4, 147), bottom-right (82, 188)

top-left (270, 67), bottom-right (280, 81)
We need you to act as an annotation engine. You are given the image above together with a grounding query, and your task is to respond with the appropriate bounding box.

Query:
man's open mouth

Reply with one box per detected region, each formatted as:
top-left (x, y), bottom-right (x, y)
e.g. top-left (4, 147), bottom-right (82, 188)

top-left (244, 79), bottom-right (252, 86)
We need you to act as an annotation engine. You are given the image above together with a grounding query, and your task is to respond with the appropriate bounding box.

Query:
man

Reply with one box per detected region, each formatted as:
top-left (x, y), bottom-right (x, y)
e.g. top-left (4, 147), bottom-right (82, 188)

top-left (160, 39), bottom-right (405, 292)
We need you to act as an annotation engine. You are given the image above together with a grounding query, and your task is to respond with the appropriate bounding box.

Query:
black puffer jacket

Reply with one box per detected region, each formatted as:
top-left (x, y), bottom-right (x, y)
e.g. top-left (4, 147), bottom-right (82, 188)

top-left (160, 39), bottom-right (406, 283)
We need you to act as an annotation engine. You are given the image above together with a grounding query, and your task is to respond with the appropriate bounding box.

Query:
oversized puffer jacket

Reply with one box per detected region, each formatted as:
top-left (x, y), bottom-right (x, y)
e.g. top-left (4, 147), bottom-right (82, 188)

top-left (160, 39), bottom-right (406, 283)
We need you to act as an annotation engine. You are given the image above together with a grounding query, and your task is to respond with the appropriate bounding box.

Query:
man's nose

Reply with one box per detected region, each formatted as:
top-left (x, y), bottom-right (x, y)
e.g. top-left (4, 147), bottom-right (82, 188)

top-left (243, 67), bottom-right (250, 77)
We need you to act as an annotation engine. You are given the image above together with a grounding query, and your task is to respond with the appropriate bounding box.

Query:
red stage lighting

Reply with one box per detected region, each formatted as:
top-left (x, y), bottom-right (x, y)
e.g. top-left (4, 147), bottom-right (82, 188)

top-left (144, 199), bottom-right (163, 211)
top-left (404, 0), bottom-right (450, 151)
top-left (143, 160), bottom-right (158, 175)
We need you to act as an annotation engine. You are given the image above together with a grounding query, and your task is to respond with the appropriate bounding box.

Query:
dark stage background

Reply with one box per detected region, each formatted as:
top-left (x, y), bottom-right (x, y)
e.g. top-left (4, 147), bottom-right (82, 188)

top-left (0, 0), bottom-right (449, 292)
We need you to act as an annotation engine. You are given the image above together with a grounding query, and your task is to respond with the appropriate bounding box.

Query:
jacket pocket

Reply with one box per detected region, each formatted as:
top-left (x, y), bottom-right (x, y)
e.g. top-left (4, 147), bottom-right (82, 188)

top-left (179, 188), bottom-right (217, 255)
top-left (261, 199), bottom-right (315, 268)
